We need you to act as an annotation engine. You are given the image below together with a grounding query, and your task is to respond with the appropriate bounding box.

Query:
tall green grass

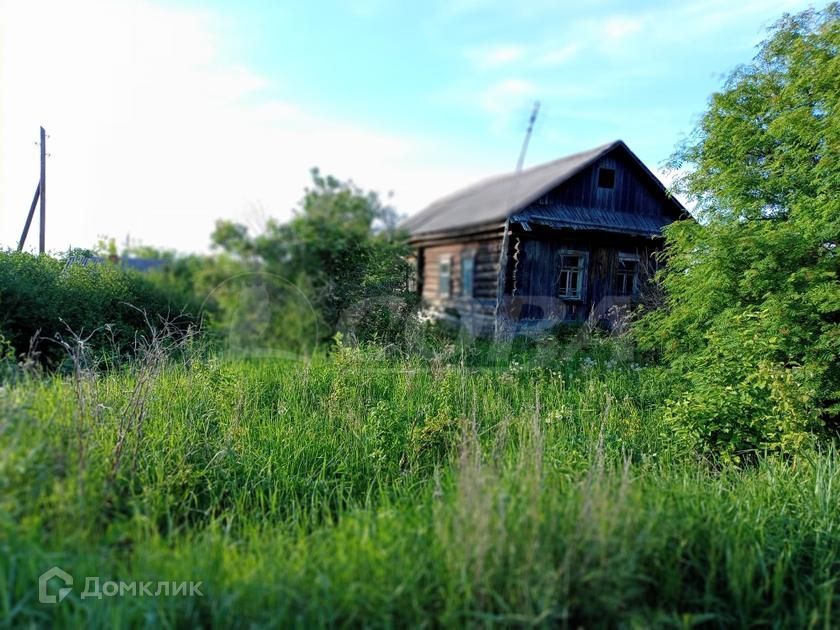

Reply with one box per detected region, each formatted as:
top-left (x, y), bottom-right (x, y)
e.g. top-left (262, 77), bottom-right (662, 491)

top-left (1, 341), bottom-right (838, 627)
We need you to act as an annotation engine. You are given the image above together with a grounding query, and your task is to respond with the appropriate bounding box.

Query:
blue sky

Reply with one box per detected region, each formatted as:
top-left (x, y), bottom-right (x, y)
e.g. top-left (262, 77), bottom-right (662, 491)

top-left (0, 0), bottom-right (817, 253)
top-left (181, 0), bottom-right (809, 166)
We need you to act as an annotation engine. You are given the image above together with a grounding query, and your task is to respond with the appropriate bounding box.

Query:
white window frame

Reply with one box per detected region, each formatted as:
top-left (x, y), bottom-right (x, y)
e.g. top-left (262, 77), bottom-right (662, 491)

top-left (615, 252), bottom-right (640, 297)
top-left (438, 255), bottom-right (452, 298)
top-left (460, 252), bottom-right (475, 298)
top-left (557, 250), bottom-right (588, 301)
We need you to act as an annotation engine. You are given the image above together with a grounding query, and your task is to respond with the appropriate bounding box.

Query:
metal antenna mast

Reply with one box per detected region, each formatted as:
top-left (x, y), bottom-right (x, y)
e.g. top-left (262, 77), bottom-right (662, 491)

top-left (515, 101), bottom-right (540, 173)
top-left (494, 101), bottom-right (541, 341)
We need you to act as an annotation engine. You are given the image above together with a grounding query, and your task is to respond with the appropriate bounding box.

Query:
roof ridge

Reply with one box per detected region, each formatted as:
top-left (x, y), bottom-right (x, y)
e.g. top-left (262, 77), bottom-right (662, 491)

top-left (401, 140), bottom-right (621, 233)
top-left (517, 140), bottom-right (620, 176)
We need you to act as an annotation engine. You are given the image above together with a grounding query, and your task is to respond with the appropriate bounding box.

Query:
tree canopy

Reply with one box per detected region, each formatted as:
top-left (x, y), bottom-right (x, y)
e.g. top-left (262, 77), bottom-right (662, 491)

top-left (637, 4), bottom-right (840, 462)
top-left (211, 169), bottom-right (415, 344)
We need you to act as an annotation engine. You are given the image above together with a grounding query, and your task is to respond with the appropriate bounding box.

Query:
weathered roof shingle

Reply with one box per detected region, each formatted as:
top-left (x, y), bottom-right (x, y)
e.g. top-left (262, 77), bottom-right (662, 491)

top-left (402, 141), bottom-right (619, 235)
top-left (402, 140), bottom-right (683, 238)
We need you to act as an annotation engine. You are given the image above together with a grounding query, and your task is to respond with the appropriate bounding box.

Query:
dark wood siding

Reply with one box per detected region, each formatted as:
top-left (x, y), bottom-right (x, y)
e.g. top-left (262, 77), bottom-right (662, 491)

top-left (543, 152), bottom-right (670, 217)
top-left (505, 227), bottom-right (656, 322)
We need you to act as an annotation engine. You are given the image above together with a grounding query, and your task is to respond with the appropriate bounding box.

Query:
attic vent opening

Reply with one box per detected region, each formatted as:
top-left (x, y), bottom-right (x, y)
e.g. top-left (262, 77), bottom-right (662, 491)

top-left (597, 167), bottom-right (616, 189)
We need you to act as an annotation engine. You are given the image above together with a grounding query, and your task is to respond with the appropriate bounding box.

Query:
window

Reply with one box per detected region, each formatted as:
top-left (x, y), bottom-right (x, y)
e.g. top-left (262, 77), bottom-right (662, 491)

top-left (597, 167), bottom-right (615, 189)
top-left (615, 253), bottom-right (639, 296)
top-left (557, 251), bottom-right (587, 300)
top-left (406, 255), bottom-right (418, 293)
top-left (460, 254), bottom-right (475, 298)
top-left (438, 256), bottom-right (452, 297)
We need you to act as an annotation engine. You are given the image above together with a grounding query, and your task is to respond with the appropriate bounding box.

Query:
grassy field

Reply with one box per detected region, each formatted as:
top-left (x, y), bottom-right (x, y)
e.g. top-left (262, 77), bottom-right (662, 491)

top-left (1, 339), bottom-right (838, 627)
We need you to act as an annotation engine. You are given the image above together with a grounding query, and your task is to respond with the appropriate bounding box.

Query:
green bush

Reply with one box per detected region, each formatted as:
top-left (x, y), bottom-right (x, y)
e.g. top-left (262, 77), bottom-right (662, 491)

top-left (0, 251), bottom-right (199, 367)
top-left (636, 6), bottom-right (840, 461)
top-left (660, 310), bottom-right (819, 463)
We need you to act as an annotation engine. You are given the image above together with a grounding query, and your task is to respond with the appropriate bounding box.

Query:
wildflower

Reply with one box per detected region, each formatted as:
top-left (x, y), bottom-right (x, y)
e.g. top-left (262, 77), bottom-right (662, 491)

top-left (545, 409), bottom-right (564, 424)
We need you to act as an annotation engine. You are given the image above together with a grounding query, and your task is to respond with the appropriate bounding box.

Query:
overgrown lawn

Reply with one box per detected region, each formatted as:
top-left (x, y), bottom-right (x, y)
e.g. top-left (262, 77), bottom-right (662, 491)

top-left (1, 343), bottom-right (838, 627)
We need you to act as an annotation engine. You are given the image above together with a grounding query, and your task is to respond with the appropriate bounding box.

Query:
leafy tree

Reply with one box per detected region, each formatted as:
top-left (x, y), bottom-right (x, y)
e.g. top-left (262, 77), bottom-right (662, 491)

top-left (212, 169), bottom-right (416, 344)
top-left (637, 5), bottom-right (840, 462)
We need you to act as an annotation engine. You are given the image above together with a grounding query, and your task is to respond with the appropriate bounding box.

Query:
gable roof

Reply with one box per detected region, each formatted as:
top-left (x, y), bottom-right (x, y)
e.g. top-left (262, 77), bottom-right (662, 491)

top-left (402, 140), bottom-right (683, 237)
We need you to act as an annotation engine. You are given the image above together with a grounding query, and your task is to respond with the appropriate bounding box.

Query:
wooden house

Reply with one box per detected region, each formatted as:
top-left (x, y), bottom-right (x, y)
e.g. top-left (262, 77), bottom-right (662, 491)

top-left (402, 140), bottom-right (687, 337)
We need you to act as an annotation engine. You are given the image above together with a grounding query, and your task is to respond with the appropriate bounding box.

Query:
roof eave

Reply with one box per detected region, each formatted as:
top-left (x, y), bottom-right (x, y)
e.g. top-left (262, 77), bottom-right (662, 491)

top-left (407, 220), bottom-right (507, 246)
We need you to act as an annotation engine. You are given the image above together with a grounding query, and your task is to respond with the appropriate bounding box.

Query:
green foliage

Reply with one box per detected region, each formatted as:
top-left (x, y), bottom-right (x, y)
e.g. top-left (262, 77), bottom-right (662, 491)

top-left (661, 309), bottom-right (819, 464)
top-left (637, 5), bottom-right (840, 461)
top-left (211, 168), bottom-right (417, 344)
top-left (1, 345), bottom-right (838, 626)
top-left (0, 251), bottom-right (198, 366)
top-left (408, 409), bottom-right (461, 469)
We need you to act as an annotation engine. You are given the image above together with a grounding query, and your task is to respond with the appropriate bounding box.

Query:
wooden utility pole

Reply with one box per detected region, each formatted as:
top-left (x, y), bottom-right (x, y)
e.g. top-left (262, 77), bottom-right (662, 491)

top-left (39, 126), bottom-right (46, 254)
top-left (17, 127), bottom-right (47, 253)
top-left (17, 186), bottom-right (41, 252)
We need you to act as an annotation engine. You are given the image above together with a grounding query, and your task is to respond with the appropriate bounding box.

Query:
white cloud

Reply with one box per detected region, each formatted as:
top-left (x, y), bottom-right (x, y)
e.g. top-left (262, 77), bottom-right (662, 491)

top-left (478, 78), bottom-right (539, 114)
top-left (535, 44), bottom-right (580, 67)
top-left (465, 44), bottom-right (526, 67)
top-left (0, 0), bottom-right (488, 254)
top-left (466, 41), bottom-right (580, 70)
top-left (603, 16), bottom-right (644, 41)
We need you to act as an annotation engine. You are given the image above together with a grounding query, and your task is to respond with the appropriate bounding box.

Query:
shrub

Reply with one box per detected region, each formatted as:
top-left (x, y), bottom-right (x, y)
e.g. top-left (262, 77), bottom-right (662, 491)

top-left (0, 251), bottom-right (199, 367)
top-left (661, 310), bottom-right (819, 463)
top-left (636, 6), bottom-right (840, 460)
